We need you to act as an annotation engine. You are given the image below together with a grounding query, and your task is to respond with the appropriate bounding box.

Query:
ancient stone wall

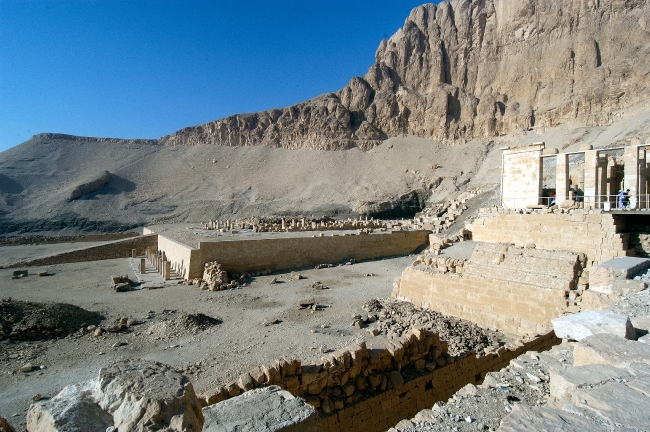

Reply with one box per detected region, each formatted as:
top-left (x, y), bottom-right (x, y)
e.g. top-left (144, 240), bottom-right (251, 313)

top-left (467, 208), bottom-right (628, 267)
top-left (7, 235), bottom-right (158, 268)
top-left (157, 234), bottom-right (197, 280)
top-left (176, 231), bottom-right (429, 279)
top-left (501, 144), bottom-right (544, 207)
top-left (202, 328), bottom-right (558, 432)
top-left (394, 243), bottom-right (583, 336)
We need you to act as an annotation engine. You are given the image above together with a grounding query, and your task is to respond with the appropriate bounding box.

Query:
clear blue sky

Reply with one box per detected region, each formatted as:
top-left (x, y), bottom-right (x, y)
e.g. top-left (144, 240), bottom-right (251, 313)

top-left (0, 1), bottom-right (433, 152)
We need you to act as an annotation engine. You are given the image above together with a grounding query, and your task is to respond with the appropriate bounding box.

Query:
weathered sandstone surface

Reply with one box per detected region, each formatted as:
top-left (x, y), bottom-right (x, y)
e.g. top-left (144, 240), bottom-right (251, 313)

top-left (161, 0), bottom-right (650, 150)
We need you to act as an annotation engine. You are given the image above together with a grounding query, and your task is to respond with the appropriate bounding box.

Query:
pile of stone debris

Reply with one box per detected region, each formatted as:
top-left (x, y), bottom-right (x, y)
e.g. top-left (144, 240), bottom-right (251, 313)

top-left (183, 261), bottom-right (273, 291)
top-left (0, 300), bottom-right (102, 341)
top-left (362, 298), bottom-right (504, 356)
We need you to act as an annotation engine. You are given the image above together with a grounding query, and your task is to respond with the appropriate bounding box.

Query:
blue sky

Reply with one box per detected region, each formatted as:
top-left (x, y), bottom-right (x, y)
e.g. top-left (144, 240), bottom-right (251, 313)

top-left (0, 1), bottom-right (432, 152)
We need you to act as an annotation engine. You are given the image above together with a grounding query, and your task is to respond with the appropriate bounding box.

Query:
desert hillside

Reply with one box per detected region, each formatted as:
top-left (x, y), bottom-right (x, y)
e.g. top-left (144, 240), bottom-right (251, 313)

top-left (1, 0), bottom-right (650, 235)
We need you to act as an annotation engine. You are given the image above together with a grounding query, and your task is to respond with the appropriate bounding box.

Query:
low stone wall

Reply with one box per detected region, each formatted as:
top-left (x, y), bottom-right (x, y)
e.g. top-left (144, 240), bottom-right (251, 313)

top-left (8, 235), bottom-right (158, 268)
top-left (202, 328), bottom-right (559, 432)
top-left (176, 230), bottom-right (429, 279)
top-left (467, 208), bottom-right (628, 267)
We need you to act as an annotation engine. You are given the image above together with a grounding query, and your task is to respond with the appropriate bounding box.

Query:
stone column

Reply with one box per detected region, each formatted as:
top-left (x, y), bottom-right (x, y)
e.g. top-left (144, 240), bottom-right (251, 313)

top-left (131, 249), bottom-right (136, 258)
top-left (597, 156), bottom-right (609, 208)
top-left (140, 258), bottom-right (146, 274)
top-left (555, 153), bottom-right (570, 204)
top-left (623, 146), bottom-right (640, 208)
top-left (583, 150), bottom-right (599, 209)
top-left (606, 157), bottom-right (617, 206)
top-left (639, 147), bottom-right (648, 209)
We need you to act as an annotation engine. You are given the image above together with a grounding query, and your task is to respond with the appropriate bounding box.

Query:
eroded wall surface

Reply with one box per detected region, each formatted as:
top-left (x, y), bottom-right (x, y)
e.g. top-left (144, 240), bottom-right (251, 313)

top-left (394, 243), bottom-right (582, 335)
top-left (467, 209), bottom-right (628, 267)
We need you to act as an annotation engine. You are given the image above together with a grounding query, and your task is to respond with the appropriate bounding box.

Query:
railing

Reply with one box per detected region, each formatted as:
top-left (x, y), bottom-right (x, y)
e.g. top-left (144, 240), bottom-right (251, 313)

top-left (500, 194), bottom-right (650, 211)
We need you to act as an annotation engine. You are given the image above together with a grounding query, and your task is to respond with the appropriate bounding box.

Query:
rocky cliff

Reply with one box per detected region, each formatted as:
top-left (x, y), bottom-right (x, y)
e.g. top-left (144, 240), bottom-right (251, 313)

top-left (160, 0), bottom-right (650, 150)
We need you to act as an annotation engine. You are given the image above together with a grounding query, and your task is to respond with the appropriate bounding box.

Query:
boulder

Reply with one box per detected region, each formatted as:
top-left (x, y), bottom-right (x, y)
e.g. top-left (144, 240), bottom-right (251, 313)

top-left (573, 333), bottom-right (650, 368)
top-left (26, 381), bottom-right (113, 432)
top-left (496, 404), bottom-right (606, 432)
top-left (27, 359), bottom-right (204, 432)
top-left (202, 385), bottom-right (322, 432)
top-left (551, 310), bottom-right (636, 341)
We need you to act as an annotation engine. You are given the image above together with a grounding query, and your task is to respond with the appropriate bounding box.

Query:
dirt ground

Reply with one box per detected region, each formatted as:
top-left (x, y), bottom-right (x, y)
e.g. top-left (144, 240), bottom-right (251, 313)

top-left (0, 241), bottom-right (425, 429)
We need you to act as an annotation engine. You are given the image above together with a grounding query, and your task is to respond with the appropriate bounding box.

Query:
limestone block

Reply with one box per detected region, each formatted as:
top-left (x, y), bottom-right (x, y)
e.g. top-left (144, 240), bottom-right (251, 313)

top-left (27, 359), bottom-right (203, 432)
top-left (549, 364), bottom-right (632, 408)
top-left (573, 380), bottom-right (650, 429)
top-left (202, 386), bottom-right (322, 432)
top-left (552, 310), bottom-right (636, 341)
top-left (496, 404), bottom-right (605, 431)
top-left (573, 333), bottom-right (650, 367)
top-left (589, 257), bottom-right (650, 294)
top-left (26, 381), bottom-right (113, 432)
top-left (93, 359), bottom-right (204, 431)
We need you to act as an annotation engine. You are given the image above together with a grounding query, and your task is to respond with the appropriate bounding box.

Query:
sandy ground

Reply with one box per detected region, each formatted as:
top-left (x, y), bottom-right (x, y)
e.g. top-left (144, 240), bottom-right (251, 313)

top-left (0, 242), bottom-right (421, 429)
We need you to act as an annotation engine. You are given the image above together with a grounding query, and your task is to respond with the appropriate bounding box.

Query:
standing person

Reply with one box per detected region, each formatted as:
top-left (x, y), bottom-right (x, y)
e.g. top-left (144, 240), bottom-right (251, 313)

top-left (622, 189), bottom-right (630, 210)
top-left (618, 190), bottom-right (625, 209)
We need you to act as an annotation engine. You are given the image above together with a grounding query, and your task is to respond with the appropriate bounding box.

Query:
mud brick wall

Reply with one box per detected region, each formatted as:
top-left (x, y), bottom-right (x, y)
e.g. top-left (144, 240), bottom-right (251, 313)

top-left (202, 328), bottom-right (559, 432)
top-left (467, 209), bottom-right (628, 267)
top-left (182, 230), bottom-right (429, 279)
top-left (8, 235), bottom-right (158, 268)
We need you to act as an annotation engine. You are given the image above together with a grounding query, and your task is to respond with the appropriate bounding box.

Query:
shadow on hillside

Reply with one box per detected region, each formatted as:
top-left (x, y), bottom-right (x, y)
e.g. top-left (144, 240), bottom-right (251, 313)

top-left (78, 174), bottom-right (136, 200)
top-left (0, 174), bottom-right (24, 194)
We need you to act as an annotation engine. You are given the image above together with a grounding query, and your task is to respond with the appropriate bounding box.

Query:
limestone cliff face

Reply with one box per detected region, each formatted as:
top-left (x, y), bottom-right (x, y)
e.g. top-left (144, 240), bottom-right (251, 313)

top-left (160, 0), bottom-right (650, 149)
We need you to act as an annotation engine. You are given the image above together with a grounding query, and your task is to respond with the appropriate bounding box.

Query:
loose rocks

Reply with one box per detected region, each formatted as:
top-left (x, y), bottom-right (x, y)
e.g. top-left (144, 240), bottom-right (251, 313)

top-left (363, 298), bottom-right (501, 356)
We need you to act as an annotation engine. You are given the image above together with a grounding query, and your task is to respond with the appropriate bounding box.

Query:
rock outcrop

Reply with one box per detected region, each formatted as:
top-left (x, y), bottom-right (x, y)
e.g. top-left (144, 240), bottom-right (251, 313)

top-left (161, 0), bottom-right (650, 150)
top-left (26, 359), bottom-right (204, 432)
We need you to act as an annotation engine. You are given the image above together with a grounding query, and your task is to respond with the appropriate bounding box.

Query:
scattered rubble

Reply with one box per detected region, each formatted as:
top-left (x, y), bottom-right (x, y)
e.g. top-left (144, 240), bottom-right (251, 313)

top-left (362, 298), bottom-right (503, 356)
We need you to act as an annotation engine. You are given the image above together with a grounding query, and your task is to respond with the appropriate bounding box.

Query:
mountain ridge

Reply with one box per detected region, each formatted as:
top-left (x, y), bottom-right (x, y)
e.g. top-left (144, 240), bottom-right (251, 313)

top-left (159, 0), bottom-right (650, 150)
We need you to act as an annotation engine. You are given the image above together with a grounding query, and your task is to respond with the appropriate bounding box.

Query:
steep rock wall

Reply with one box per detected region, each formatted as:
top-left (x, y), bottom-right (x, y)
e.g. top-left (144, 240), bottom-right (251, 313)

top-left (161, 0), bottom-right (650, 149)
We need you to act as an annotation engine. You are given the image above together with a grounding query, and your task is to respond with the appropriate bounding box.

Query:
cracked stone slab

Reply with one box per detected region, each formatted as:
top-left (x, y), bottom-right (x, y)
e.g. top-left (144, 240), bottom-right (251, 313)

top-left (574, 380), bottom-right (650, 429)
top-left (573, 333), bottom-right (650, 368)
top-left (626, 377), bottom-right (650, 397)
top-left (202, 385), bottom-right (321, 432)
top-left (549, 364), bottom-right (632, 408)
top-left (496, 404), bottom-right (607, 431)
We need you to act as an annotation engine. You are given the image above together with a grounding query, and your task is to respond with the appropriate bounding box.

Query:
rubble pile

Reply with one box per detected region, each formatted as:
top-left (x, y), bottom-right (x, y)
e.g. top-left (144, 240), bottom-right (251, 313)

top-left (0, 300), bottom-right (102, 341)
top-left (362, 299), bottom-right (502, 356)
top-left (186, 264), bottom-right (273, 291)
top-left (415, 187), bottom-right (483, 234)
top-left (146, 313), bottom-right (222, 340)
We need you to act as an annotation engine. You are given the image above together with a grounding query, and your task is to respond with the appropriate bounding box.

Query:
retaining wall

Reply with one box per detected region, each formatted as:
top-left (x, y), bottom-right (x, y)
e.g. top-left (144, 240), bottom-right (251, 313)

top-left (8, 235), bottom-right (158, 268)
top-left (467, 209), bottom-right (628, 267)
top-left (202, 329), bottom-right (559, 432)
top-left (162, 230), bottom-right (429, 279)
